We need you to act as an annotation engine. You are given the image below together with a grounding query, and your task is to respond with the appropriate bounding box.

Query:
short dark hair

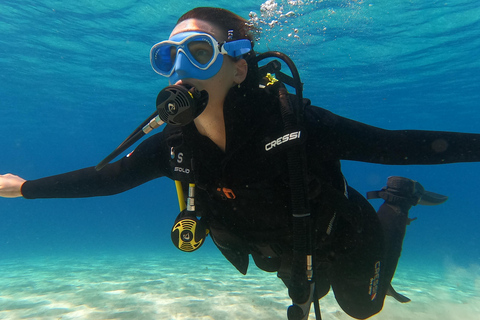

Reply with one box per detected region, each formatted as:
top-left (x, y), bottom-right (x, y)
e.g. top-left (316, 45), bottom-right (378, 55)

top-left (177, 7), bottom-right (255, 48)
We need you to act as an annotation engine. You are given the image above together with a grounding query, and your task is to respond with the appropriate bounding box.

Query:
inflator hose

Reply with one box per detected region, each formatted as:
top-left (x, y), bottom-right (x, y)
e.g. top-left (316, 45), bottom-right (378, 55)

top-left (256, 52), bottom-right (312, 307)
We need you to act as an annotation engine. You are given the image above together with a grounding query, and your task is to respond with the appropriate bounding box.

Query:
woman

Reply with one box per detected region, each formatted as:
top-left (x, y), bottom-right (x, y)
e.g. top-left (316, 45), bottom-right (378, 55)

top-left (1, 7), bottom-right (479, 320)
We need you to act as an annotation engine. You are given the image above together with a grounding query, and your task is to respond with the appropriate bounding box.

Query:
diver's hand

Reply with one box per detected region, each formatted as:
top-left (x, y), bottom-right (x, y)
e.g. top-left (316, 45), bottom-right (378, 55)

top-left (0, 174), bottom-right (26, 198)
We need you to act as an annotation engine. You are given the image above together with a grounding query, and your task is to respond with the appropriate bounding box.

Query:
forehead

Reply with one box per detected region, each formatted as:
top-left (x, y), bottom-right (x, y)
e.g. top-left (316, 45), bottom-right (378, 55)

top-left (170, 19), bottom-right (224, 40)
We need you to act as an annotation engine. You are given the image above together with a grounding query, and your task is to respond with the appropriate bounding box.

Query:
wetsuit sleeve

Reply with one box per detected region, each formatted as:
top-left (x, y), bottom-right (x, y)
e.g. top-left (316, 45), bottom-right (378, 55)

top-left (307, 106), bottom-right (480, 164)
top-left (21, 132), bottom-right (171, 199)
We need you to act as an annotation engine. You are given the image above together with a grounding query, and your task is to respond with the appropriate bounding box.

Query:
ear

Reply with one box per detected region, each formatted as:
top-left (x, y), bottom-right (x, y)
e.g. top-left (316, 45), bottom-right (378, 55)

top-left (233, 59), bottom-right (248, 84)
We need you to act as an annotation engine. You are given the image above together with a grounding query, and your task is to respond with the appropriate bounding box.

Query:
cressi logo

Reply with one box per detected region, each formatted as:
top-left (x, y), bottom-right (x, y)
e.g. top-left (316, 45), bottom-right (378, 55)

top-left (265, 131), bottom-right (302, 151)
top-left (368, 261), bottom-right (381, 301)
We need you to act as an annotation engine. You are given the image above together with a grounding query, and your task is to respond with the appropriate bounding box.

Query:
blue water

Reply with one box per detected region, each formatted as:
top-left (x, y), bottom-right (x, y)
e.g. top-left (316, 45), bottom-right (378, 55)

top-left (0, 0), bottom-right (479, 318)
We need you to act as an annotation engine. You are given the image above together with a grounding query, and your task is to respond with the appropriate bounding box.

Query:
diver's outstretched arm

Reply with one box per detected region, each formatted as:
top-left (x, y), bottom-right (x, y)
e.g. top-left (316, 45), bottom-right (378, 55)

top-left (0, 174), bottom-right (26, 198)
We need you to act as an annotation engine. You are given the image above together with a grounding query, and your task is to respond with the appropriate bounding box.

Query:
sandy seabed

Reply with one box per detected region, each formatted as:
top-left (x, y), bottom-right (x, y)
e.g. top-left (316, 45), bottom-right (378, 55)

top-left (0, 253), bottom-right (478, 320)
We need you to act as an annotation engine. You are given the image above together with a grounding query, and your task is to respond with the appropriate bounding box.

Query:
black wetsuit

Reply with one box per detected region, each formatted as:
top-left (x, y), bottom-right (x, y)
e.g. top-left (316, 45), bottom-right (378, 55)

top-left (21, 88), bottom-right (480, 318)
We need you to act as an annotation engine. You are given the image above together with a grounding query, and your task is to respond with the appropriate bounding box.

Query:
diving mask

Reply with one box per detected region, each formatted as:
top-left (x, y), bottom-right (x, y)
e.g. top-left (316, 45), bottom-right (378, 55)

top-left (150, 31), bottom-right (252, 83)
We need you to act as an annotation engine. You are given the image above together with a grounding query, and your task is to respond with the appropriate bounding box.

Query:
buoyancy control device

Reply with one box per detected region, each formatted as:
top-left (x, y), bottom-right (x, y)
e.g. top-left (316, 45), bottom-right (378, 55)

top-left (96, 51), bottom-right (323, 320)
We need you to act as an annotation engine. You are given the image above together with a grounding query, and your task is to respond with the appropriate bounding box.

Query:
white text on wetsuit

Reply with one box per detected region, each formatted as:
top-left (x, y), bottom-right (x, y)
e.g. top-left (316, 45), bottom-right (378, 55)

top-left (265, 131), bottom-right (302, 151)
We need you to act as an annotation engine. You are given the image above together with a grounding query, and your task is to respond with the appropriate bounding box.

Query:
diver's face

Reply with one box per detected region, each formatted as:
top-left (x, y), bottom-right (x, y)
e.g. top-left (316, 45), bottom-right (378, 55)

top-left (169, 19), bottom-right (238, 102)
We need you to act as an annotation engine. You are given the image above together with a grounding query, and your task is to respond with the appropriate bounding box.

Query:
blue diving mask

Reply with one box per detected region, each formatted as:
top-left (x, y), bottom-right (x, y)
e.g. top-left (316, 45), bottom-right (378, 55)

top-left (150, 31), bottom-right (252, 83)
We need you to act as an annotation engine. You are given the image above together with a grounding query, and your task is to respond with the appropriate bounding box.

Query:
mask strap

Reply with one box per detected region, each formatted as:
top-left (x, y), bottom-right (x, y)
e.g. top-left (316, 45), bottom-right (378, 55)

top-left (221, 39), bottom-right (252, 58)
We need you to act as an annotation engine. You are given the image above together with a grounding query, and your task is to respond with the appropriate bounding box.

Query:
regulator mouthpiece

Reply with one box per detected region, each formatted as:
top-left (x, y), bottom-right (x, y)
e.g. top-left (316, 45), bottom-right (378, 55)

top-left (157, 85), bottom-right (208, 126)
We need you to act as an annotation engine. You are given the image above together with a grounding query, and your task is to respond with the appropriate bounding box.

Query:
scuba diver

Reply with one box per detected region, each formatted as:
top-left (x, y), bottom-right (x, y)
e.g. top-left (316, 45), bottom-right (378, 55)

top-left (1, 6), bottom-right (480, 320)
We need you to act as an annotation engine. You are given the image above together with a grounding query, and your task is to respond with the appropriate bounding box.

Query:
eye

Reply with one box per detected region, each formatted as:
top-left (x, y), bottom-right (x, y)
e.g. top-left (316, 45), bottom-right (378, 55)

top-left (188, 41), bottom-right (214, 65)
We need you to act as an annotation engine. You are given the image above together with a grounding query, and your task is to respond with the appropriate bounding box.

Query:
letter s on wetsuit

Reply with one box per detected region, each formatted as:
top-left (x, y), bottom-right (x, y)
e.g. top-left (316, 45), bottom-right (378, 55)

top-left (21, 87), bottom-right (480, 318)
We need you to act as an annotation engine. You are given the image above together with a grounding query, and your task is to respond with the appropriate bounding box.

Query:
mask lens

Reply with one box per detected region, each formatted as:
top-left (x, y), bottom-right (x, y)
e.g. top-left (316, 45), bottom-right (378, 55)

top-left (187, 40), bottom-right (215, 65)
top-left (152, 44), bottom-right (176, 75)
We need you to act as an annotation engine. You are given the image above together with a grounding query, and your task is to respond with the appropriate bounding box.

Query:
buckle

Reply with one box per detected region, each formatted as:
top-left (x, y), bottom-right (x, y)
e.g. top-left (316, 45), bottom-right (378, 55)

top-left (216, 187), bottom-right (236, 200)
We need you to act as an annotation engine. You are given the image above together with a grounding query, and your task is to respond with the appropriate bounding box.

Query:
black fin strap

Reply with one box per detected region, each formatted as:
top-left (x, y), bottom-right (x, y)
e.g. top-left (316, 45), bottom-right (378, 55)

top-left (366, 189), bottom-right (419, 206)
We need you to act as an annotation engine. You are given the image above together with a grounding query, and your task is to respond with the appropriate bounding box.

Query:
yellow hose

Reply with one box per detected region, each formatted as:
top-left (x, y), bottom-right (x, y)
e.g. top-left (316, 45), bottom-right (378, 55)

top-left (175, 180), bottom-right (186, 211)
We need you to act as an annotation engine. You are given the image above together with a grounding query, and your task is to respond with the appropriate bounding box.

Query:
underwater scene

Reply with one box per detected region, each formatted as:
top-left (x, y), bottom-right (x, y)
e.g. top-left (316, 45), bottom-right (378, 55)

top-left (1, 0), bottom-right (479, 319)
